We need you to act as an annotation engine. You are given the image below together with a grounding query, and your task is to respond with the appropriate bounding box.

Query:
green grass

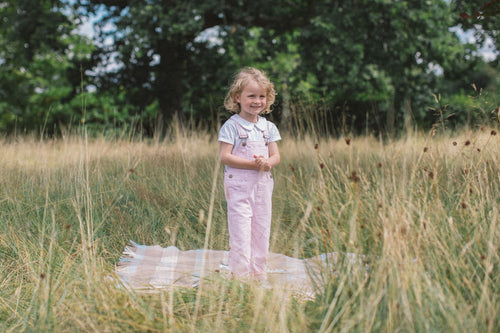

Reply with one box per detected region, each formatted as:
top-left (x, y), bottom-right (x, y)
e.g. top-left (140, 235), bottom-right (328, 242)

top-left (0, 127), bottom-right (498, 332)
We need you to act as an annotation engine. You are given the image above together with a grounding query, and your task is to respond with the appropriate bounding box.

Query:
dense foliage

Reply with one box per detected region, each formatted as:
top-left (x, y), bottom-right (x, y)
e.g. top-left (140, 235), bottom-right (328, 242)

top-left (0, 0), bottom-right (498, 135)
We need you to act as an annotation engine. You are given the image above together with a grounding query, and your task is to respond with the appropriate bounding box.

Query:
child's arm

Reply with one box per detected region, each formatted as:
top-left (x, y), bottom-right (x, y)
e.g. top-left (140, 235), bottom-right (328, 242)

top-left (268, 141), bottom-right (281, 167)
top-left (254, 142), bottom-right (280, 171)
top-left (219, 142), bottom-right (261, 170)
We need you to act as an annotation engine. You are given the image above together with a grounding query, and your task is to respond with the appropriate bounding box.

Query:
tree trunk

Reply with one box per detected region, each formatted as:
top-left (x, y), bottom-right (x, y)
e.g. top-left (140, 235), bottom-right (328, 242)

top-left (386, 99), bottom-right (395, 135)
top-left (279, 76), bottom-right (291, 133)
top-left (403, 97), bottom-right (413, 137)
top-left (156, 43), bottom-right (186, 138)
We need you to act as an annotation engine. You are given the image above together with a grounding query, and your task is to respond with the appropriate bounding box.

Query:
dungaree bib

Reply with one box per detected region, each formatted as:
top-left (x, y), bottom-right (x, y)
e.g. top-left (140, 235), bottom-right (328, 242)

top-left (224, 120), bottom-right (274, 280)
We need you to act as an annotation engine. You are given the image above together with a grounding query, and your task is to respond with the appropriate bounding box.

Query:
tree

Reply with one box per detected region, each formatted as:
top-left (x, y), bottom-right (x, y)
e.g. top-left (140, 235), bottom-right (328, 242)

top-left (2, 0), bottom-right (487, 135)
top-left (0, 0), bottom-right (94, 133)
top-left (79, 0), bottom-right (486, 136)
top-left (290, 0), bottom-right (478, 134)
top-left (452, 0), bottom-right (499, 49)
top-left (77, 0), bottom-right (317, 134)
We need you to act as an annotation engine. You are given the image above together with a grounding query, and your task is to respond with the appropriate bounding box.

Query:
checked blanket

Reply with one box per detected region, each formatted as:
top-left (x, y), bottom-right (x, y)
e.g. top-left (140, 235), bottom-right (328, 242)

top-left (116, 241), bottom-right (368, 297)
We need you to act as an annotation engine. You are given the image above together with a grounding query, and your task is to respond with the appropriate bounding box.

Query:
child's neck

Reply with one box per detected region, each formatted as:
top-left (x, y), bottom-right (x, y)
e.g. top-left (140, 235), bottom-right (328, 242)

top-left (238, 113), bottom-right (259, 123)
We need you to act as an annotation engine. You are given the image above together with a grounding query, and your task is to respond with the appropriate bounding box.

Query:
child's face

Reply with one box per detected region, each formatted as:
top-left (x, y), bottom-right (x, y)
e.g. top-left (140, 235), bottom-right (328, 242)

top-left (235, 80), bottom-right (267, 122)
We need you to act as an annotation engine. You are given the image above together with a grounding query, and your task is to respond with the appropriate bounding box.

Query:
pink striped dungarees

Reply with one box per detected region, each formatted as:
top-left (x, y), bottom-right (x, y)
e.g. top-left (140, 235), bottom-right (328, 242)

top-left (224, 120), bottom-right (274, 280)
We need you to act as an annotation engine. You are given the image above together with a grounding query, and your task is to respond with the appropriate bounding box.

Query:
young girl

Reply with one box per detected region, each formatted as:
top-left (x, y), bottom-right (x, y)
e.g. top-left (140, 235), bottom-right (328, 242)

top-left (218, 67), bottom-right (281, 281)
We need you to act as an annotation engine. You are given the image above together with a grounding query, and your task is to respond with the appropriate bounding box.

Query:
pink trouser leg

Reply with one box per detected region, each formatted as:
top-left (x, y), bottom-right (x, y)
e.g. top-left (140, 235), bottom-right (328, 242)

top-left (226, 181), bottom-right (252, 278)
top-left (250, 178), bottom-right (273, 280)
top-left (225, 172), bottom-right (273, 280)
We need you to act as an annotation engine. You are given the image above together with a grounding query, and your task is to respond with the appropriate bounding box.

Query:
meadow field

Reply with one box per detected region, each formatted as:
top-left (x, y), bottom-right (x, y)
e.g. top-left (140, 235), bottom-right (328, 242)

top-left (0, 127), bottom-right (498, 332)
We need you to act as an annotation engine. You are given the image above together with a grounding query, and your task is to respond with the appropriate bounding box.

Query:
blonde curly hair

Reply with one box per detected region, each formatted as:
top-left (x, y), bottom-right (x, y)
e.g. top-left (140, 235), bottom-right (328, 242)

top-left (224, 67), bottom-right (276, 114)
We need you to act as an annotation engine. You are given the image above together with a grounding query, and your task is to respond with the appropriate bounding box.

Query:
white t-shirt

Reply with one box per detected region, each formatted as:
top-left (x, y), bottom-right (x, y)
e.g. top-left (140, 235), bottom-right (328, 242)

top-left (218, 114), bottom-right (281, 148)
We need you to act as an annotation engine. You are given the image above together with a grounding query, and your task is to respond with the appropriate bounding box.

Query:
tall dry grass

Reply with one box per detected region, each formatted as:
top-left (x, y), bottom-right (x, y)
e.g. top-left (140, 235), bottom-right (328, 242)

top-left (0, 126), bottom-right (498, 332)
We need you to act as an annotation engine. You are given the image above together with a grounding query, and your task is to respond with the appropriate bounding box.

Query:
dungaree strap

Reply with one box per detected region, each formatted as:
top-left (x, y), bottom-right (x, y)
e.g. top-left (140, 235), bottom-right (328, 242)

top-left (263, 122), bottom-right (270, 145)
top-left (234, 121), bottom-right (248, 139)
top-left (233, 119), bottom-right (270, 145)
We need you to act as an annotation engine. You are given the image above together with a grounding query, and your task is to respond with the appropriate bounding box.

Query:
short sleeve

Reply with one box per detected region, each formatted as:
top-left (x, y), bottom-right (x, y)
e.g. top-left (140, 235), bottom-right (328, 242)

top-left (218, 119), bottom-right (237, 145)
top-left (267, 121), bottom-right (281, 142)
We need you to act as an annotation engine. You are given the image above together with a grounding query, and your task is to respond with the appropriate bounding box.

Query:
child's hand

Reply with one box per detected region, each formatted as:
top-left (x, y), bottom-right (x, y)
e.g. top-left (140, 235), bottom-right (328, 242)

top-left (254, 155), bottom-right (272, 171)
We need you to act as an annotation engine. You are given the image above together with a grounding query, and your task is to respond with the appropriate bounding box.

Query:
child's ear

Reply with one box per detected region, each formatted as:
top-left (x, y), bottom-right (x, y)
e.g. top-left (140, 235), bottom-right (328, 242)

top-left (235, 94), bottom-right (241, 103)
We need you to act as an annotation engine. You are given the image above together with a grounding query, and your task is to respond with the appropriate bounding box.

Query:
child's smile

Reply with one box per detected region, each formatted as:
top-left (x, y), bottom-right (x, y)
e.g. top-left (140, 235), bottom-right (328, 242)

top-left (236, 80), bottom-right (267, 123)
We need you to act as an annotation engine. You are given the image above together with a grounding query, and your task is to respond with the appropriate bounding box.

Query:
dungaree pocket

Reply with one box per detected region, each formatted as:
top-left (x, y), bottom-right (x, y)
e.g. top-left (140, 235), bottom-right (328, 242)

top-left (224, 172), bottom-right (247, 202)
top-left (255, 172), bottom-right (274, 208)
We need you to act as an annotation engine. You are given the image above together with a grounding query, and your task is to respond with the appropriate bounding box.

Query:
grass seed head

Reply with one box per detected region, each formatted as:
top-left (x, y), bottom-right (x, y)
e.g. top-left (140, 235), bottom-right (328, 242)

top-left (348, 170), bottom-right (360, 182)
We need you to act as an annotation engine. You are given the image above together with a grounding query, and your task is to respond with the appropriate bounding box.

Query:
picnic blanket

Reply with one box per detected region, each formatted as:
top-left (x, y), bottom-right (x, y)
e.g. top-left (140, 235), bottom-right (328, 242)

top-left (116, 241), bottom-right (368, 297)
